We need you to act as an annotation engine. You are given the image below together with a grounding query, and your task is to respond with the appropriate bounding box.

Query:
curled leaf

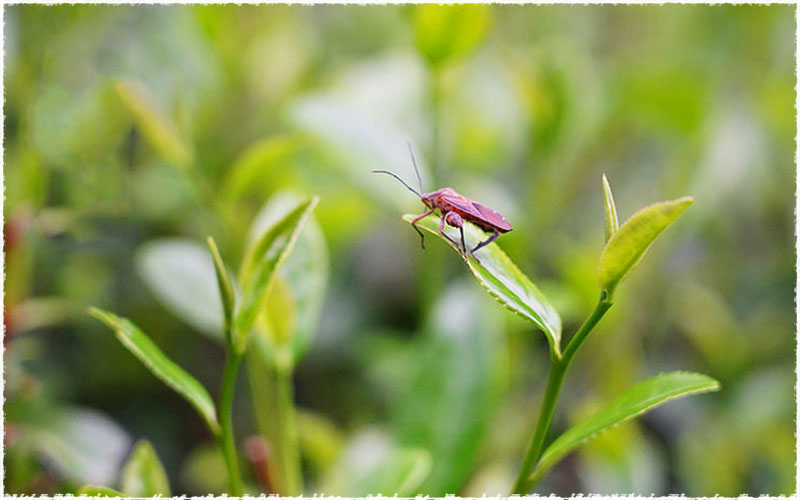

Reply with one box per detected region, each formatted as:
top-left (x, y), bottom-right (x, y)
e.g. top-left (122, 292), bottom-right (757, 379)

top-left (602, 174), bottom-right (619, 242)
top-left (206, 236), bottom-right (236, 345)
top-left (235, 196), bottom-right (319, 352)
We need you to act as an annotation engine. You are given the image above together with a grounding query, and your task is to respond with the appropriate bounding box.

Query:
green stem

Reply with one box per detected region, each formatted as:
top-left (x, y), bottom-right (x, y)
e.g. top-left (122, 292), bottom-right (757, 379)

top-left (219, 350), bottom-right (244, 496)
top-left (511, 357), bottom-right (567, 494)
top-left (510, 296), bottom-right (612, 494)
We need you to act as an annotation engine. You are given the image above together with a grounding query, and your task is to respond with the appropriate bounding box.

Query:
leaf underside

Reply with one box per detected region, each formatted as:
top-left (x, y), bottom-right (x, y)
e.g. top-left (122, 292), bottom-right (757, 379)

top-left (403, 213), bottom-right (562, 358)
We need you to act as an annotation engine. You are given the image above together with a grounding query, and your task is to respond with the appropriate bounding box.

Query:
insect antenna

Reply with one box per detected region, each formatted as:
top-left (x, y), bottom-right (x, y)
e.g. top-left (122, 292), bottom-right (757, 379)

top-left (372, 169), bottom-right (421, 197)
top-left (406, 142), bottom-right (424, 194)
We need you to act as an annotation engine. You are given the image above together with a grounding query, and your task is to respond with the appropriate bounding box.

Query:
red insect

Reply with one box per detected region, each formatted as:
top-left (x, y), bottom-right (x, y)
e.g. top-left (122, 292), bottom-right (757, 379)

top-left (373, 145), bottom-right (512, 261)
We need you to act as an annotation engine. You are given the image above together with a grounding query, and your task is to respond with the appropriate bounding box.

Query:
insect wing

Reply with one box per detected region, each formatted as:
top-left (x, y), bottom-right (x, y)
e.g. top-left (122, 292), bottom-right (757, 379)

top-left (472, 202), bottom-right (512, 232)
top-left (441, 192), bottom-right (512, 232)
top-left (441, 192), bottom-right (483, 217)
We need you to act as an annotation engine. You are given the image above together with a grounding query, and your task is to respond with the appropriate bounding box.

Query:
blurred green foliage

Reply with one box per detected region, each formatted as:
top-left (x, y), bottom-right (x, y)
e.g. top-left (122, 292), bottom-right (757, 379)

top-left (4, 4), bottom-right (795, 496)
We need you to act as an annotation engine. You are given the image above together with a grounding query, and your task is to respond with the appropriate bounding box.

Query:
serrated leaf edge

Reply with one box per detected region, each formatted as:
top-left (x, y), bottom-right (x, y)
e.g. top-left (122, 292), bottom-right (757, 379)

top-left (530, 371), bottom-right (719, 482)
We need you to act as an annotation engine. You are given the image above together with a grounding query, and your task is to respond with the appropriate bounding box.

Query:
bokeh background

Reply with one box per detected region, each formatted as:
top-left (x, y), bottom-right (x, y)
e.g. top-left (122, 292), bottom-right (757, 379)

top-left (4, 4), bottom-right (795, 496)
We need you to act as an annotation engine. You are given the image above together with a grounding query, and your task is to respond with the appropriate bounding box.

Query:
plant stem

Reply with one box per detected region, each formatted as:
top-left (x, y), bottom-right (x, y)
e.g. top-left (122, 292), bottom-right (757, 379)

top-left (510, 297), bottom-right (612, 494)
top-left (511, 356), bottom-right (567, 494)
top-left (219, 350), bottom-right (244, 496)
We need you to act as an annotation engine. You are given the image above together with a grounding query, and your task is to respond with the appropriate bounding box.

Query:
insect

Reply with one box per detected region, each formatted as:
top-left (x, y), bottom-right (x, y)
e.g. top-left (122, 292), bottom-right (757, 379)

top-left (373, 145), bottom-right (512, 261)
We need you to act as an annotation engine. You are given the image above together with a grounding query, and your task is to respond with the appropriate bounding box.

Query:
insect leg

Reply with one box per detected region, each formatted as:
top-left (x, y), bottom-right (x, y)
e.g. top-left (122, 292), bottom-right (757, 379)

top-left (410, 208), bottom-right (435, 249)
top-left (471, 230), bottom-right (500, 255)
top-left (458, 224), bottom-right (467, 257)
top-left (439, 212), bottom-right (464, 258)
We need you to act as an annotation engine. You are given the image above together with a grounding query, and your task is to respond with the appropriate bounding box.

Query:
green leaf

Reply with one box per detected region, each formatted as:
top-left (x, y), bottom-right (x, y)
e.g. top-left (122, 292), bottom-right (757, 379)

top-left (529, 372), bottom-right (720, 486)
top-left (115, 80), bottom-right (192, 169)
top-left (248, 192), bottom-right (329, 362)
top-left (77, 485), bottom-right (125, 497)
top-left (414, 5), bottom-right (492, 67)
top-left (597, 197), bottom-right (693, 301)
top-left (343, 448), bottom-right (432, 497)
top-left (135, 239), bottom-right (224, 340)
top-left (206, 236), bottom-right (236, 345)
top-left (234, 196), bottom-right (319, 353)
top-left (602, 174), bottom-right (619, 242)
top-left (121, 440), bottom-right (171, 497)
top-left (404, 214), bottom-right (562, 358)
top-left (88, 308), bottom-right (220, 435)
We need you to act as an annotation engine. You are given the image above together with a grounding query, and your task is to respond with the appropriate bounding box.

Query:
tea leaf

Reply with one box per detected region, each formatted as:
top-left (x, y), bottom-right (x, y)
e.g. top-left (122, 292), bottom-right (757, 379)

top-left (248, 192), bottom-right (329, 362)
top-left (88, 308), bottom-right (220, 435)
top-left (404, 214), bottom-right (562, 358)
top-left (597, 197), bottom-right (693, 301)
top-left (115, 80), bottom-right (192, 169)
top-left (121, 440), bottom-right (170, 497)
top-left (529, 372), bottom-right (719, 486)
top-left (136, 239), bottom-right (224, 340)
top-left (414, 5), bottom-right (492, 67)
top-left (235, 196), bottom-right (319, 352)
top-left (77, 485), bottom-right (124, 497)
top-left (206, 236), bottom-right (236, 345)
top-left (602, 174), bottom-right (619, 242)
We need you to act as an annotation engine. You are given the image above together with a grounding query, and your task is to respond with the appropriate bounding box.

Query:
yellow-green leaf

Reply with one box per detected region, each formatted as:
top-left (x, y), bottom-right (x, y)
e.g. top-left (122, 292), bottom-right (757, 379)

top-left (602, 174), bottom-right (618, 242)
top-left (404, 214), bottom-right (562, 358)
top-left (235, 196), bottom-right (319, 352)
top-left (528, 371), bottom-right (719, 488)
top-left (88, 308), bottom-right (220, 435)
top-left (206, 236), bottom-right (236, 345)
top-left (248, 192), bottom-right (330, 363)
top-left (414, 5), bottom-right (492, 67)
top-left (121, 440), bottom-right (170, 497)
top-left (597, 197), bottom-right (693, 301)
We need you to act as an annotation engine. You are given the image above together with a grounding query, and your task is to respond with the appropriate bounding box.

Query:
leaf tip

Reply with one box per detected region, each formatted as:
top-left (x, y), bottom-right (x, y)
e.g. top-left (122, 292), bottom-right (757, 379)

top-left (88, 306), bottom-right (115, 328)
